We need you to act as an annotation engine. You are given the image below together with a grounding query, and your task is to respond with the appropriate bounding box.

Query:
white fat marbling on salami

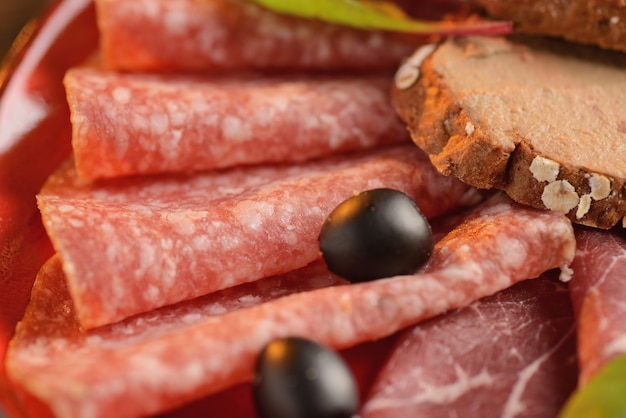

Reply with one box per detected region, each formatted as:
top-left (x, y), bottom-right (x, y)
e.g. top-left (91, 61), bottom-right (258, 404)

top-left (38, 145), bottom-right (484, 328)
top-left (112, 86), bottom-right (131, 104)
top-left (8, 196), bottom-right (575, 418)
top-left (65, 67), bottom-right (410, 180)
top-left (96, 0), bottom-right (417, 72)
top-left (361, 278), bottom-right (578, 418)
top-left (568, 229), bottom-right (626, 385)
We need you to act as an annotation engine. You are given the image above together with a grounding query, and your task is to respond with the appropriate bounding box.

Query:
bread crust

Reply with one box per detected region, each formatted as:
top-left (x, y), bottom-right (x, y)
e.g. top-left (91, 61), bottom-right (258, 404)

top-left (393, 36), bottom-right (626, 229)
top-left (471, 0), bottom-right (626, 53)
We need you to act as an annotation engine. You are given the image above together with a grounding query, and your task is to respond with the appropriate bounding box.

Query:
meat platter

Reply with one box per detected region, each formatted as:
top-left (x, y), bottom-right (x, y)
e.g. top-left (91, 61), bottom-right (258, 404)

top-left (1, 1), bottom-right (625, 417)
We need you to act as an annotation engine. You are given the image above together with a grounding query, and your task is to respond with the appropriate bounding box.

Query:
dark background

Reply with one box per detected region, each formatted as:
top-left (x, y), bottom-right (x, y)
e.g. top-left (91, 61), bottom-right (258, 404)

top-left (1, 0), bottom-right (52, 62)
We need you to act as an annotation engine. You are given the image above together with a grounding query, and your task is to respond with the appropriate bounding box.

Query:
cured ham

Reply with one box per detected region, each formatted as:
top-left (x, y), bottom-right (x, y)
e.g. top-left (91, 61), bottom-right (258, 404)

top-left (6, 196), bottom-right (576, 418)
top-left (96, 0), bottom-right (417, 72)
top-left (65, 67), bottom-right (408, 180)
top-left (361, 276), bottom-right (578, 418)
top-left (38, 145), bottom-right (483, 329)
top-left (568, 229), bottom-right (626, 385)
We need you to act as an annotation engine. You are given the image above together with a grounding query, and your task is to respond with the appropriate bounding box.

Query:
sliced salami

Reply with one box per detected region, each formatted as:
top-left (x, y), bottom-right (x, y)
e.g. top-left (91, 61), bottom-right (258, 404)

top-left (361, 276), bottom-right (578, 418)
top-left (95, 0), bottom-right (418, 72)
top-left (65, 67), bottom-right (409, 180)
top-left (7, 196), bottom-right (575, 418)
top-left (38, 145), bottom-right (483, 329)
top-left (568, 229), bottom-right (626, 385)
top-left (6, 255), bottom-right (346, 418)
top-left (159, 337), bottom-right (398, 418)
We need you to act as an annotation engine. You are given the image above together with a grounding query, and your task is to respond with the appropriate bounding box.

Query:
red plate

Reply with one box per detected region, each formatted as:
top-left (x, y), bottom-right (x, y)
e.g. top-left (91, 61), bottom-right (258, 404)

top-left (0, 0), bottom-right (97, 416)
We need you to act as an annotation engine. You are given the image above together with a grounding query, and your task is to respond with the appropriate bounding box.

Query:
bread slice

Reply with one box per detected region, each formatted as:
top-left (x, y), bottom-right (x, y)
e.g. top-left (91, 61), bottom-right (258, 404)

top-left (393, 36), bottom-right (626, 229)
top-left (470, 0), bottom-right (626, 53)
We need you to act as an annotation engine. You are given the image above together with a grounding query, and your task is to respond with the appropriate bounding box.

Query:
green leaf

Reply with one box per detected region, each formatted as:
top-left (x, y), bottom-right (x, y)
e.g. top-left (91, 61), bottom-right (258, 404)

top-left (559, 353), bottom-right (626, 418)
top-left (248, 0), bottom-right (512, 36)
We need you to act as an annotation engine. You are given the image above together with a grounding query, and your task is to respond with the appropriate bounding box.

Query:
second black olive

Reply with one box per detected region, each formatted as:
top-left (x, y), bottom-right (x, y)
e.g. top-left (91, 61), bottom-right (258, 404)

top-left (318, 188), bottom-right (433, 282)
top-left (253, 336), bottom-right (359, 418)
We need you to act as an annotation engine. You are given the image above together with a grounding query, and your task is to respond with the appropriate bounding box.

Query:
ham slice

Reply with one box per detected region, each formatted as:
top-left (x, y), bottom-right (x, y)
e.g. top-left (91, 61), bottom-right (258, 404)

top-left (64, 68), bottom-right (409, 180)
top-left (38, 145), bottom-right (483, 329)
top-left (96, 0), bottom-right (417, 72)
top-left (361, 276), bottom-right (578, 418)
top-left (7, 196), bottom-right (575, 418)
top-left (568, 229), bottom-right (626, 385)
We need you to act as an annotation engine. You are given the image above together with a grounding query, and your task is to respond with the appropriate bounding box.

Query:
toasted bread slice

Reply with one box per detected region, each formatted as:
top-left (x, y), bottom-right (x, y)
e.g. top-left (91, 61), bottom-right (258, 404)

top-left (393, 36), bottom-right (626, 229)
top-left (470, 0), bottom-right (626, 53)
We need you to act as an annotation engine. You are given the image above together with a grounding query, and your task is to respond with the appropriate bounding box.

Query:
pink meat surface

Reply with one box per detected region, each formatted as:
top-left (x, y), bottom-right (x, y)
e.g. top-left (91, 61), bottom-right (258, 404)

top-left (65, 68), bottom-right (409, 180)
top-left (6, 255), bottom-right (346, 418)
top-left (361, 276), bottom-right (578, 418)
top-left (38, 145), bottom-right (483, 329)
top-left (95, 0), bottom-right (418, 72)
top-left (568, 228), bottom-right (626, 385)
top-left (159, 337), bottom-right (398, 418)
top-left (7, 196), bottom-right (575, 418)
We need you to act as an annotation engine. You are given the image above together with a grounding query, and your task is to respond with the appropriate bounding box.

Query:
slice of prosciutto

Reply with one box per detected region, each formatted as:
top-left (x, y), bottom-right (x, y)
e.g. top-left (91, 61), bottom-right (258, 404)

top-left (38, 145), bottom-right (483, 329)
top-left (7, 196), bottom-right (575, 418)
top-left (65, 68), bottom-right (409, 180)
top-left (568, 228), bottom-right (626, 385)
top-left (96, 0), bottom-right (418, 72)
top-left (361, 276), bottom-right (578, 418)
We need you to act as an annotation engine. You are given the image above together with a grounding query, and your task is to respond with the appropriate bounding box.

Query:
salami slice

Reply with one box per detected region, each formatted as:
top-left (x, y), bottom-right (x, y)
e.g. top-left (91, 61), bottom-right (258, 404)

top-left (5, 255), bottom-right (347, 418)
top-left (361, 276), bottom-right (578, 418)
top-left (95, 0), bottom-right (418, 72)
top-left (7, 196), bottom-right (575, 418)
top-left (38, 145), bottom-right (483, 329)
top-left (65, 67), bottom-right (409, 180)
top-left (568, 229), bottom-right (626, 385)
top-left (160, 337), bottom-right (398, 418)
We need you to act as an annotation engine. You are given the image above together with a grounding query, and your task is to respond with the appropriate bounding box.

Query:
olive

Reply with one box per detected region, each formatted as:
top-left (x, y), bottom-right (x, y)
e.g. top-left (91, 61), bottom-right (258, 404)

top-left (319, 188), bottom-right (433, 282)
top-left (253, 336), bottom-right (359, 418)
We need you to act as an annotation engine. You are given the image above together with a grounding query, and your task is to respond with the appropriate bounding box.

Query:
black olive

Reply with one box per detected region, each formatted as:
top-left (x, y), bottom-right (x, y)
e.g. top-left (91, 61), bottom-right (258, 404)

top-left (318, 188), bottom-right (433, 282)
top-left (253, 336), bottom-right (359, 418)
